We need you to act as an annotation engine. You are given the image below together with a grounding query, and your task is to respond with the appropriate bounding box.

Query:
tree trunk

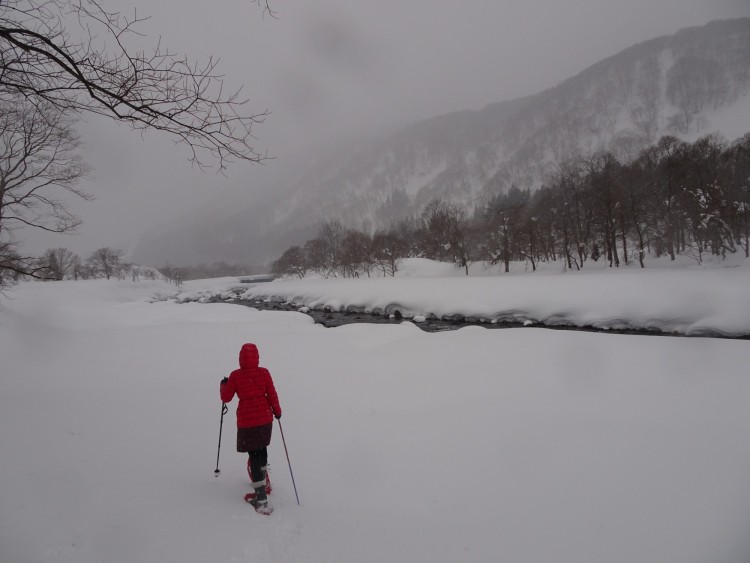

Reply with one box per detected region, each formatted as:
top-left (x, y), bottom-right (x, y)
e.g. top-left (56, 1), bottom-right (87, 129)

top-left (610, 226), bottom-right (620, 267)
top-left (666, 221), bottom-right (676, 260)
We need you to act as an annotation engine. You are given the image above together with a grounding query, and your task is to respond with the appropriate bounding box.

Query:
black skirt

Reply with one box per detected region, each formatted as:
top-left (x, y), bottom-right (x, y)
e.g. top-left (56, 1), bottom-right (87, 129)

top-left (236, 423), bottom-right (273, 452)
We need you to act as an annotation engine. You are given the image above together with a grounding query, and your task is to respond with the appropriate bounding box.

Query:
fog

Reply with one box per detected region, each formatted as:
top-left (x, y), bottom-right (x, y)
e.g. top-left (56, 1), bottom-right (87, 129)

top-left (18, 0), bottom-right (750, 261)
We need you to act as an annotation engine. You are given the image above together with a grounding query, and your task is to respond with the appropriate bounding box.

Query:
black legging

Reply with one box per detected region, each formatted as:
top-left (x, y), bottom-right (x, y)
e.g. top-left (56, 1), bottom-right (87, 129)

top-left (248, 447), bottom-right (268, 484)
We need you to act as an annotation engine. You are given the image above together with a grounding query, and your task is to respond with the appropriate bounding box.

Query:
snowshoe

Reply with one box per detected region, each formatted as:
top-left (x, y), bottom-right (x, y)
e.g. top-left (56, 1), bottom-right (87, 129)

top-left (244, 495), bottom-right (273, 515)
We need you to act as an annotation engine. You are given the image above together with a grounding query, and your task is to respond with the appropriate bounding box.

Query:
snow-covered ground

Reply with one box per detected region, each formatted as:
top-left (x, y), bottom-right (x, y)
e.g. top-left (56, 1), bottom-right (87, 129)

top-left (2, 259), bottom-right (750, 563)
top-left (179, 256), bottom-right (750, 337)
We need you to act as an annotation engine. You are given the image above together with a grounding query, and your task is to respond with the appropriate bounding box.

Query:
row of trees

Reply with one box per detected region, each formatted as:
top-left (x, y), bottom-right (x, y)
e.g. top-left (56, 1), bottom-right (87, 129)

top-left (159, 261), bottom-right (265, 283)
top-left (272, 132), bottom-right (750, 278)
top-left (272, 220), bottom-right (407, 279)
top-left (29, 247), bottom-right (142, 281)
top-left (26, 248), bottom-right (241, 285)
top-left (2, 246), bottom-right (265, 287)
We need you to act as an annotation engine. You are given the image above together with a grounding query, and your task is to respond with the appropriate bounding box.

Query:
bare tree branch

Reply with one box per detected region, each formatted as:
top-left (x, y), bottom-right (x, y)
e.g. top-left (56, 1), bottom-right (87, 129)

top-left (0, 239), bottom-right (51, 287)
top-left (253, 1), bottom-right (278, 19)
top-left (1, 0), bottom-right (272, 171)
top-left (0, 96), bottom-right (90, 241)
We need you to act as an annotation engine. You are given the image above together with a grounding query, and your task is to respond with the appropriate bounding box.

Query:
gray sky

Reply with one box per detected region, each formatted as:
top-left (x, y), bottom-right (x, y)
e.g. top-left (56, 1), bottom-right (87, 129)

top-left (21, 0), bottom-right (750, 259)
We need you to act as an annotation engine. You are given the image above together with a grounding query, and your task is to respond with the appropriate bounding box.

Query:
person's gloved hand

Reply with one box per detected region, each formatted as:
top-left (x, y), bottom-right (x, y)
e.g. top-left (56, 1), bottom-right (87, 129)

top-left (221, 377), bottom-right (228, 385)
top-left (274, 412), bottom-right (281, 420)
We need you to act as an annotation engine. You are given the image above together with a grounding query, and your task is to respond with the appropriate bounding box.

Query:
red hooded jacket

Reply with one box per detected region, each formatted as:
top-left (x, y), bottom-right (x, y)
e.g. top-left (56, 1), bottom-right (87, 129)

top-left (220, 343), bottom-right (281, 428)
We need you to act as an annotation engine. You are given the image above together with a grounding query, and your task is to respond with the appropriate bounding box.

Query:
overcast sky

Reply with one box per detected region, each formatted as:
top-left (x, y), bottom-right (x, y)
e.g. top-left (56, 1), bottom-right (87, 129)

top-left (20, 0), bottom-right (750, 259)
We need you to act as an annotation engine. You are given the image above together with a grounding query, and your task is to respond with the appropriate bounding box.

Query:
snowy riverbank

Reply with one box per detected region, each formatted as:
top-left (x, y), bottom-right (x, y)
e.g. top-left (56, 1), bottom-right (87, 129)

top-left (2, 262), bottom-right (750, 562)
top-left (175, 257), bottom-right (750, 337)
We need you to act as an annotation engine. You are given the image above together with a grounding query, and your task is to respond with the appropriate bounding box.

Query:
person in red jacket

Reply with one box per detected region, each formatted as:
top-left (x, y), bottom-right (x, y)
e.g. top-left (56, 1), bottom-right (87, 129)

top-left (220, 343), bottom-right (281, 513)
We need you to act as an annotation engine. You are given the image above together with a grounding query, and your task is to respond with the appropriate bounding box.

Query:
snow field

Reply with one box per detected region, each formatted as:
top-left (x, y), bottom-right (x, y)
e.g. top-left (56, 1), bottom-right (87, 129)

top-left (1, 273), bottom-right (750, 562)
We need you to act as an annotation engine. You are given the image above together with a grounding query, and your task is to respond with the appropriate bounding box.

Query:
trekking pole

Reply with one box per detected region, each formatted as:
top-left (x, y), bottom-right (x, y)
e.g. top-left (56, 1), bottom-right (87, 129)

top-left (214, 402), bottom-right (229, 476)
top-left (277, 418), bottom-right (301, 505)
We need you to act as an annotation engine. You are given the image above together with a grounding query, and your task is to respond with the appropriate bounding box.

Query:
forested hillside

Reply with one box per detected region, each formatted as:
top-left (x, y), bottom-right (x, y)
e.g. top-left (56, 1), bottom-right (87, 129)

top-left (132, 18), bottom-right (750, 267)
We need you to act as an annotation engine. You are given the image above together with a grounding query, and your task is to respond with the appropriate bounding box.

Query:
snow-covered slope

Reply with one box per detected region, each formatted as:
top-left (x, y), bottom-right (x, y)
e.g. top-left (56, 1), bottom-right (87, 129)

top-left (132, 18), bottom-right (750, 266)
top-left (2, 262), bottom-right (750, 562)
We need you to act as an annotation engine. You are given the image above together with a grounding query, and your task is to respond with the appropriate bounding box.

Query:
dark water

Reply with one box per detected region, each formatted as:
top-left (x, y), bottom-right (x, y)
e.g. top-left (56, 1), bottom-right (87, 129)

top-left (208, 297), bottom-right (749, 340)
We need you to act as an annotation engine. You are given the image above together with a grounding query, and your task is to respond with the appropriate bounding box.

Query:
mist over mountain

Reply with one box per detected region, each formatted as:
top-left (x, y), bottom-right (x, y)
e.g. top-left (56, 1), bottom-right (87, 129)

top-left (131, 18), bottom-right (750, 268)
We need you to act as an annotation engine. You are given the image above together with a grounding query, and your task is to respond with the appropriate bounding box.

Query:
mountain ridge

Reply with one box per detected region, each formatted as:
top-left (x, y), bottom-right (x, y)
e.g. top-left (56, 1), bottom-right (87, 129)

top-left (132, 17), bottom-right (750, 267)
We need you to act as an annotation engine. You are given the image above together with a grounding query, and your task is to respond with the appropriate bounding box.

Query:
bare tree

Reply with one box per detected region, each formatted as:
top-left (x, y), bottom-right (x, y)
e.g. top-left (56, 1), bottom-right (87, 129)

top-left (318, 220), bottom-right (344, 277)
top-left (339, 229), bottom-right (372, 278)
top-left (1, 0), bottom-right (274, 288)
top-left (419, 200), bottom-right (457, 260)
top-left (271, 245), bottom-right (306, 279)
top-left (487, 189), bottom-right (527, 273)
top-left (0, 99), bottom-right (90, 237)
top-left (0, 99), bottom-right (89, 285)
top-left (0, 0), bottom-right (271, 170)
top-left (303, 238), bottom-right (328, 277)
top-left (40, 246), bottom-right (78, 279)
top-left (71, 253), bottom-right (97, 279)
top-left (371, 230), bottom-right (406, 277)
top-left (88, 246), bottom-right (123, 279)
top-left (585, 152), bottom-right (623, 267)
top-left (0, 239), bottom-right (43, 286)
top-left (114, 261), bottom-right (132, 280)
top-left (158, 263), bottom-right (175, 284)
